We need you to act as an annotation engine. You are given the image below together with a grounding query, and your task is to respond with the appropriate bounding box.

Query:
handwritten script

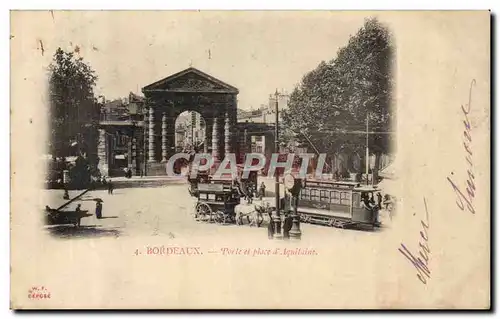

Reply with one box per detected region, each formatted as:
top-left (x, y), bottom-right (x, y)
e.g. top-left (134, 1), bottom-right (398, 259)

top-left (447, 79), bottom-right (476, 214)
top-left (399, 197), bottom-right (431, 285)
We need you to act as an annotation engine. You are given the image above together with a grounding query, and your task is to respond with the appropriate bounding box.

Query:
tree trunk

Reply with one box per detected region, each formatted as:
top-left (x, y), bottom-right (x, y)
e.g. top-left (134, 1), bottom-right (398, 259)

top-left (373, 152), bottom-right (382, 184)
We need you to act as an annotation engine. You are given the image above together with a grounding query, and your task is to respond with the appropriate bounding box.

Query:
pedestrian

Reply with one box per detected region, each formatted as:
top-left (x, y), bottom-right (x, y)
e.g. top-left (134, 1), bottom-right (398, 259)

top-left (108, 179), bottom-right (114, 195)
top-left (63, 189), bottom-right (70, 200)
top-left (377, 192), bottom-right (383, 208)
top-left (258, 182), bottom-right (266, 200)
top-left (361, 194), bottom-right (372, 210)
top-left (282, 211), bottom-right (293, 239)
top-left (384, 194), bottom-right (391, 210)
top-left (246, 185), bottom-right (254, 204)
top-left (267, 212), bottom-right (275, 239)
top-left (334, 170), bottom-right (340, 181)
top-left (369, 193), bottom-right (376, 205)
top-left (73, 204), bottom-right (82, 227)
top-left (95, 200), bottom-right (103, 219)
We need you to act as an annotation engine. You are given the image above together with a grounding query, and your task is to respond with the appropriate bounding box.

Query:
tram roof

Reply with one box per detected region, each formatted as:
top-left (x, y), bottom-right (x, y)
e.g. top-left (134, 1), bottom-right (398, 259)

top-left (353, 186), bottom-right (380, 192)
top-left (304, 179), bottom-right (361, 187)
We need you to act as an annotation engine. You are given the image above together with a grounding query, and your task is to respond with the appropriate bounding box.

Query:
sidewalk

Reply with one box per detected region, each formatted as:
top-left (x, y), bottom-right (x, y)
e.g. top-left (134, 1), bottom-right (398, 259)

top-left (109, 175), bottom-right (186, 182)
top-left (107, 175), bottom-right (188, 189)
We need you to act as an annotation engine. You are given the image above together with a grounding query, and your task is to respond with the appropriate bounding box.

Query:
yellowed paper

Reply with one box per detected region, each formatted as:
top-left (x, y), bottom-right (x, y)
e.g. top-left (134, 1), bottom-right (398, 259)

top-left (10, 11), bottom-right (490, 309)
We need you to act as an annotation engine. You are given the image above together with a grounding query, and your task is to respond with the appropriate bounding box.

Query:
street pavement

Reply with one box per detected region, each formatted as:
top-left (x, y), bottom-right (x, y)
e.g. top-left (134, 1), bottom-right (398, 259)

top-left (40, 178), bottom-right (392, 241)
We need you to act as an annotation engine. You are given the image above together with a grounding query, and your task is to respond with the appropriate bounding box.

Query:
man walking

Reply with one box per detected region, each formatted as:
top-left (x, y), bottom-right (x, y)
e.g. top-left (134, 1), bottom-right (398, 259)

top-left (107, 179), bottom-right (114, 195)
top-left (95, 200), bottom-right (103, 219)
top-left (258, 182), bottom-right (266, 200)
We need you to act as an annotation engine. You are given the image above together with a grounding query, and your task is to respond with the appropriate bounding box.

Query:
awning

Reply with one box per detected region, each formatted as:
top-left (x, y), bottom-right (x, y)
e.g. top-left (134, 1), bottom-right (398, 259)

top-left (379, 163), bottom-right (396, 180)
top-left (377, 177), bottom-right (395, 191)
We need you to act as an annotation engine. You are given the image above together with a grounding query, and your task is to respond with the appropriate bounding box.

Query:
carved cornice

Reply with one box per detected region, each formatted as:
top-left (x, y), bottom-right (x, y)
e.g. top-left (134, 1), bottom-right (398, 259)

top-left (143, 67), bottom-right (239, 94)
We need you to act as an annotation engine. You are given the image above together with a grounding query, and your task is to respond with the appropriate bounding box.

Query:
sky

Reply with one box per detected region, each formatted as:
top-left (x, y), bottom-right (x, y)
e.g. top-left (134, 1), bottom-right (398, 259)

top-left (13, 11), bottom-right (371, 110)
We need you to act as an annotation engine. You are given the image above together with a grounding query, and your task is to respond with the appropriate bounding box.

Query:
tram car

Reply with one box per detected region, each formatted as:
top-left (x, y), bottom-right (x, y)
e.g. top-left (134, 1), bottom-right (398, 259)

top-left (187, 164), bottom-right (258, 197)
top-left (297, 179), bottom-right (381, 229)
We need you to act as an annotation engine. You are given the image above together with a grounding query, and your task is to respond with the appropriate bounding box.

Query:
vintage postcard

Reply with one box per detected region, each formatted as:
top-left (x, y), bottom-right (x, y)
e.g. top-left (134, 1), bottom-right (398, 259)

top-left (10, 11), bottom-right (490, 309)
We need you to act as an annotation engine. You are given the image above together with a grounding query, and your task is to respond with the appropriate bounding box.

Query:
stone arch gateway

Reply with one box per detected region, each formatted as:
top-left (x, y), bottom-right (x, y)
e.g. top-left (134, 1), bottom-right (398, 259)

top-left (142, 67), bottom-right (238, 173)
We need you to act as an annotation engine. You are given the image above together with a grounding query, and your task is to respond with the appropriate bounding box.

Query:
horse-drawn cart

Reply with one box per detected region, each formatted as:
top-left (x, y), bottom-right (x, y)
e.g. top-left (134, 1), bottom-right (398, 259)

top-left (45, 208), bottom-right (90, 227)
top-left (193, 181), bottom-right (241, 224)
top-left (44, 188), bottom-right (92, 227)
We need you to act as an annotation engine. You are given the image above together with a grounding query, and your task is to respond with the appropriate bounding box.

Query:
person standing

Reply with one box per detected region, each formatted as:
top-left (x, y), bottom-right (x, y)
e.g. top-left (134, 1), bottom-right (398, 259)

top-left (107, 179), bottom-right (114, 195)
top-left (377, 192), bottom-right (383, 208)
top-left (267, 212), bottom-right (275, 239)
top-left (246, 184), bottom-right (254, 204)
top-left (258, 182), bottom-right (266, 200)
top-left (95, 201), bottom-right (103, 219)
top-left (282, 211), bottom-right (293, 239)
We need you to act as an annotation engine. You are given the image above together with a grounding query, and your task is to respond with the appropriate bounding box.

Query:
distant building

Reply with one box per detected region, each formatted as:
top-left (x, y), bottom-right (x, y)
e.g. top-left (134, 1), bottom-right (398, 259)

top-left (98, 92), bottom-right (145, 177)
top-left (175, 111), bottom-right (205, 149)
top-left (101, 92), bottom-right (145, 122)
top-left (237, 89), bottom-right (290, 124)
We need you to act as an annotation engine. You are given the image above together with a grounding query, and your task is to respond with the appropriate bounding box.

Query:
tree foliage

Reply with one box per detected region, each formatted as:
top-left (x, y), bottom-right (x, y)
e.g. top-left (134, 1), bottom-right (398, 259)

top-left (48, 48), bottom-right (100, 159)
top-left (283, 18), bottom-right (395, 165)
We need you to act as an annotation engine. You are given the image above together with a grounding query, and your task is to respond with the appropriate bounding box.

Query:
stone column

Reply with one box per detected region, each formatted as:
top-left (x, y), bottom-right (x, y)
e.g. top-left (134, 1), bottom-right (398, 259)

top-left (148, 106), bottom-right (156, 162)
top-left (211, 117), bottom-right (220, 163)
top-left (224, 112), bottom-right (233, 156)
top-left (127, 135), bottom-right (133, 170)
top-left (134, 133), bottom-right (140, 175)
top-left (244, 127), bottom-right (252, 154)
top-left (203, 118), bottom-right (208, 153)
top-left (161, 112), bottom-right (168, 162)
top-left (143, 110), bottom-right (149, 176)
top-left (97, 128), bottom-right (108, 177)
top-left (205, 119), bottom-right (213, 154)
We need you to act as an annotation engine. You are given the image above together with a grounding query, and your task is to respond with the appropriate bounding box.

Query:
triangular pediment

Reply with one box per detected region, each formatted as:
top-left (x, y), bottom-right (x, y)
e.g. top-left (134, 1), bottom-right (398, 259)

top-left (142, 67), bottom-right (238, 94)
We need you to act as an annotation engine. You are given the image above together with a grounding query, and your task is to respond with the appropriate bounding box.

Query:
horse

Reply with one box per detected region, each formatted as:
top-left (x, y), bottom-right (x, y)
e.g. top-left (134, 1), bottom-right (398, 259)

top-left (236, 202), bottom-right (271, 227)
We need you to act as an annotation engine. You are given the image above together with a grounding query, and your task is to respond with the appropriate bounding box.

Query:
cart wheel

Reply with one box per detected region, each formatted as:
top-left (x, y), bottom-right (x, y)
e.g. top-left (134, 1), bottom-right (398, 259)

top-left (214, 211), bottom-right (225, 224)
top-left (196, 203), bottom-right (212, 222)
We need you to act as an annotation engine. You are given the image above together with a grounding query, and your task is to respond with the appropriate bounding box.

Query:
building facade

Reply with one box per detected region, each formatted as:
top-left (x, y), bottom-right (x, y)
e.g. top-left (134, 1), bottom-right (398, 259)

top-left (237, 89), bottom-right (289, 124)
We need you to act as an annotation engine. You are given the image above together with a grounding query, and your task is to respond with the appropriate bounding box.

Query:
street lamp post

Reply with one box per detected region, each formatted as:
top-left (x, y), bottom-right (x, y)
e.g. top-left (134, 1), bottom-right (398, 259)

top-left (365, 112), bottom-right (369, 186)
top-left (273, 89), bottom-right (282, 239)
top-left (285, 175), bottom-right (302, 240)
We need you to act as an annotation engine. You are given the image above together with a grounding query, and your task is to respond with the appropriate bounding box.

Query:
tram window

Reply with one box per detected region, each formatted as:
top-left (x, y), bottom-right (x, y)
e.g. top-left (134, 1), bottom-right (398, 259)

top-left (310, 189), bottom-right (319, 201)
top-left (353, 193), bottom-right (361, 208)
top-left (301, 189), bottom-right (309, 200)
top-left (331, 198), bottom-right (341, 204)
top-left (320, 190), bottom-right (328, 202)
top-left (341, 198), bottom-right (351, 205)
top-left (329, 191), bottom-right (340, 204)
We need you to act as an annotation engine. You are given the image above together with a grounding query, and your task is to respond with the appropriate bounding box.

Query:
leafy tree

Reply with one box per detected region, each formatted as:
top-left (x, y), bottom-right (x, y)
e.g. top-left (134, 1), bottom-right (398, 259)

top-left (48, 48), bottom-right (100, 163)
top-left (283, 17), bottom-right (394, 181)
top-left (48, 48), bottom-right (100, 188)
